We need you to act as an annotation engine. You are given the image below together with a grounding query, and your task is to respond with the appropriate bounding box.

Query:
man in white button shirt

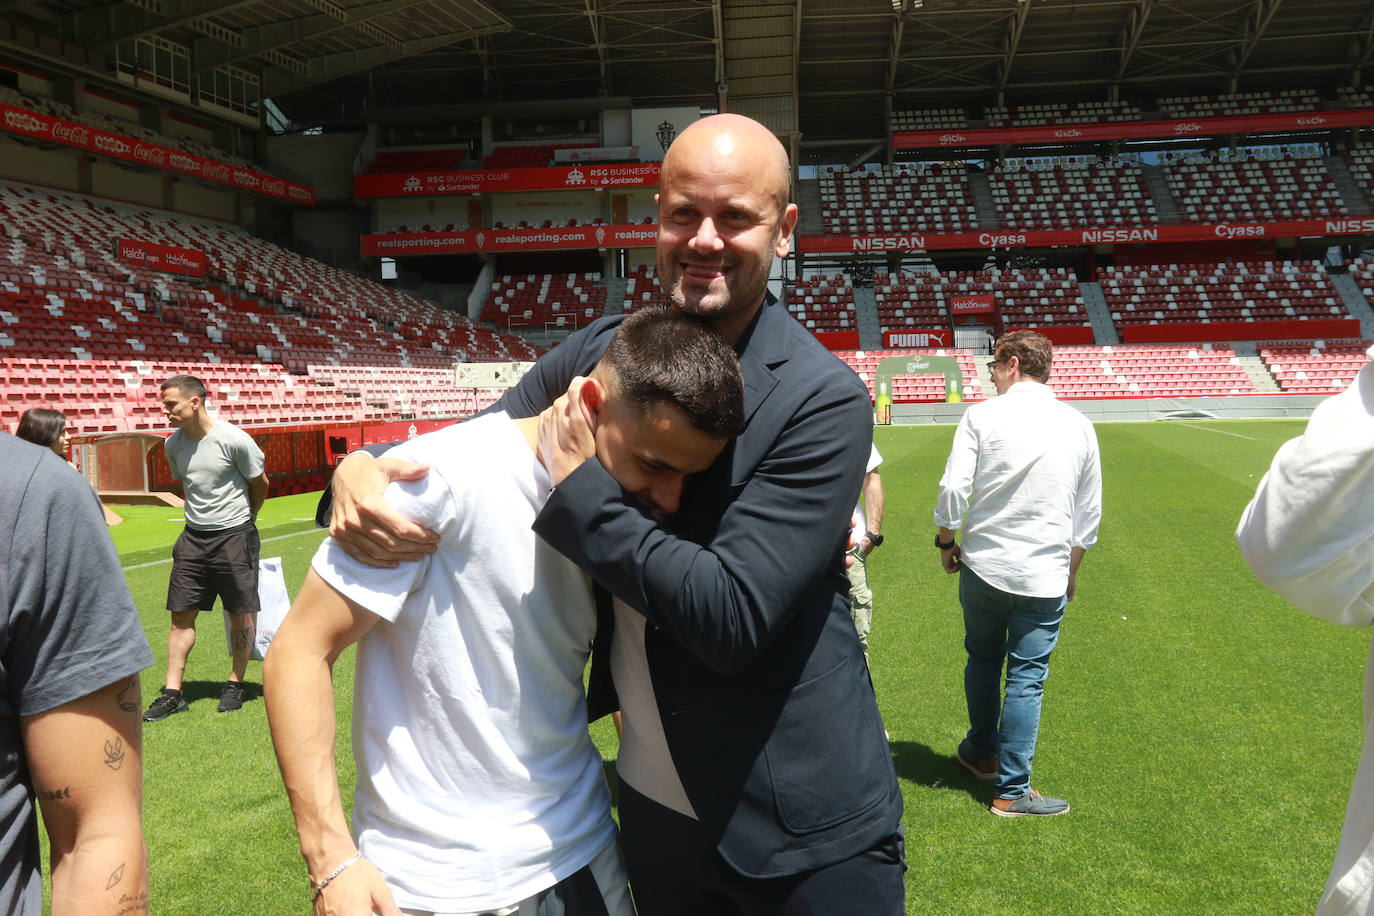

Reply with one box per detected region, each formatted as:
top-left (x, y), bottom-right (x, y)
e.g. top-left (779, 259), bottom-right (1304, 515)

top-left (934, 330), bottom-right (1102, 818)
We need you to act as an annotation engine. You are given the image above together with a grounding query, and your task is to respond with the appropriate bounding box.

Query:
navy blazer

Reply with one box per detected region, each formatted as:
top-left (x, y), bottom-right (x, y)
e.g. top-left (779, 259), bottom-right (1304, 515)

top-left (508, 296), bottom-right (902, 879)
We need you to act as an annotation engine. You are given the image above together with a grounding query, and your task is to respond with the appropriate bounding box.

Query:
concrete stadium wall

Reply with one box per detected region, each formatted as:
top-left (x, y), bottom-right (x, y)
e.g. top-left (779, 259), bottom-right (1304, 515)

top-left (91, 160), bottom-right (164, 207)
top-left (0, 134), bottom-right (79, 190)
top-left (891, 395), bottom-right (1328, 426)
top-left (267, 131), bottom-right (364, 201)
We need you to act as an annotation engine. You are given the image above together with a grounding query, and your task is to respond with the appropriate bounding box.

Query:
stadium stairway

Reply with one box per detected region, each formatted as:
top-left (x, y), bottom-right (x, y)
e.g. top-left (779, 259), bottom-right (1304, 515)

top-left (1326, 156), bottom-right (1373, 215)
top-left (851, 285), bottom-right (883, 350)
top-left (796, 179), bottom-right (825, 235)
top-left (1329, 271), bottom-right (1374, 338)
top-left (602, 277), bottom-right (627, 316)
top-left (969, 173), bottom-right (999, 227)
top-left (1079, 282), bottom-right (1119, 345)
top-left (1142, 164), bottom-right (1180, 222)
top-left (1228, 343), bottom-right (1282, 393)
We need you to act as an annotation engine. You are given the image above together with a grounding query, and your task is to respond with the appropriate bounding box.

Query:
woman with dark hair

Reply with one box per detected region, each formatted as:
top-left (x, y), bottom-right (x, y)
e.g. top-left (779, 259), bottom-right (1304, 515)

top-left (15, 408), bottom-right (69, 457)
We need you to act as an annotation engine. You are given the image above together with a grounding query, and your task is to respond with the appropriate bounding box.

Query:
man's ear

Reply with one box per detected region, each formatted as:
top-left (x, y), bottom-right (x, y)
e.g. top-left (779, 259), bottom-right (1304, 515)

top-left (578, 376), bottom-right (608, 432)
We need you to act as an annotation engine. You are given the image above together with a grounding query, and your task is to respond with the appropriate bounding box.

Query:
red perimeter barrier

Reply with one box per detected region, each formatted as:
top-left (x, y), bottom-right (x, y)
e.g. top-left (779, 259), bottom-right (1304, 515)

top-left (1005, 325), bottom-right (1096, 345)
top-left (813, 330), bottom-right (861, 350)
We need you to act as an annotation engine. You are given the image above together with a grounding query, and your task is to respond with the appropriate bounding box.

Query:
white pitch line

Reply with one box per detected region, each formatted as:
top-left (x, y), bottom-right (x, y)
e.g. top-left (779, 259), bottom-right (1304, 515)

top-left (1173, 422), bottom-right (1257, 440)
top-left (121, 526), bottom-right (327, 572)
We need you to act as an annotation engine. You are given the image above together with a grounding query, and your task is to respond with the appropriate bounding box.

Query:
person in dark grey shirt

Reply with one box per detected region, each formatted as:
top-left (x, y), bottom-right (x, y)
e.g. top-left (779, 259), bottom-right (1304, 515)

top-left (0, 433), bottom-right (153, 915)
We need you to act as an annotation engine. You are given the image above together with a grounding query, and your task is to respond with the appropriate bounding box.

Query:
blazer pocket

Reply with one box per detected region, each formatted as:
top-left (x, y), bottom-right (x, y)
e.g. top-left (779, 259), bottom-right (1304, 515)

top-left (763, 657), bottom-right (889, 834)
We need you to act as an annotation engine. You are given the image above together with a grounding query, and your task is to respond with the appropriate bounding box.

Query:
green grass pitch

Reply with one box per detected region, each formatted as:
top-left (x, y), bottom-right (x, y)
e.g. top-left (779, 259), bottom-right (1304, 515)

top-left (84, 419), bottom-right (1366, 914)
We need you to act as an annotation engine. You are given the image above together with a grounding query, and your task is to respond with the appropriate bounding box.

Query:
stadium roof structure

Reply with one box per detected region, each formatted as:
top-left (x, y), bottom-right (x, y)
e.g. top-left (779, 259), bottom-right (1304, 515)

top-left (4, 0), bottom-right (1374, 154)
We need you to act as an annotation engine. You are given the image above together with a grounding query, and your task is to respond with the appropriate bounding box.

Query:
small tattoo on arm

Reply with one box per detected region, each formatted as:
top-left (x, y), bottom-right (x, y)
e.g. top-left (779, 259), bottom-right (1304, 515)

top-left (106, 864), bottom-right (124, 890)
top-left (116, 677), bottom-right (138, 713)
top-left (103, 737), bottom-right (126, 771)
top-left (36, 786), bottom-right (71, 802)
top-left (117, 890), bottom-right (149, 913)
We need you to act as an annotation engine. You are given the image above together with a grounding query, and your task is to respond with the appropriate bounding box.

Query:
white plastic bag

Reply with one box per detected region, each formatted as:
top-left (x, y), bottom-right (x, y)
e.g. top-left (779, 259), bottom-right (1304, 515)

top-left (224, 556), bottom-right (289, 661)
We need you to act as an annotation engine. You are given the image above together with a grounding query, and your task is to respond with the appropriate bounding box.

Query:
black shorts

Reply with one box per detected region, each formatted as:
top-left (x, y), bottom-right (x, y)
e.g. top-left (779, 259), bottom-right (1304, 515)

top-left (167, 521), bottom-right (261, 615)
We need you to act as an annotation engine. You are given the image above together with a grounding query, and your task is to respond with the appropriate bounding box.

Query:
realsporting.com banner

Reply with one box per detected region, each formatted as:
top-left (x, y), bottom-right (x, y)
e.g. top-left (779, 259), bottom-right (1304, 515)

top-left (891, 108), bottom-right (1374, 150)
top-left (354, 162), bottom-right (660, 197)
top-left (0, 102), bottom-right (314, 204)
top-left (362, 224), bottom-right (658, 255)
top-left (802, 216), bottom-right (1374, 254)
top-left (115, 238), bottom-right (206, 276)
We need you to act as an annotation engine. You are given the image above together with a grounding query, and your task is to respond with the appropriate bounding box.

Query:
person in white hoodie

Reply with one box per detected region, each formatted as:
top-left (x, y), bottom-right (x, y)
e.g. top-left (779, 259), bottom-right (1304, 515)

top-left (1236, 344), bottom-right (1374, 915)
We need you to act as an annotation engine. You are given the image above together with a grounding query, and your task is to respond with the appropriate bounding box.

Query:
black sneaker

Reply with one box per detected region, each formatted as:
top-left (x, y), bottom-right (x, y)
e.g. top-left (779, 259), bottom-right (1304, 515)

top-left (217, 681), bottom-right (247, 713)
top-left (143, 689), bottom-right (188, 722)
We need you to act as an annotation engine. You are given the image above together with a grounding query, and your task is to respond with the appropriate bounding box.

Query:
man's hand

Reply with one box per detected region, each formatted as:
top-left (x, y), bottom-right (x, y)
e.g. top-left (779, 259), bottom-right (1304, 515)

top-left (858, 534), bottom-right (877, 557)
top-left (1067, 571), bottom-right (1077, 602)
top-left (328, 452), bottom-right (437, 568)
top-left (940, 542), bottom-right (962, 574)
top-left (538, 376), bottom-right (598, 487)
top-left (312, 857), bottom-right (401, 916)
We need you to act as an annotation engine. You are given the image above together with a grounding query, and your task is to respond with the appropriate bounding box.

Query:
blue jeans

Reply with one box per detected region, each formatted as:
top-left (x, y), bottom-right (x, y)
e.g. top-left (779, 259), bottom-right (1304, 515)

top-left (960, 565), bottom-right (1066, 800)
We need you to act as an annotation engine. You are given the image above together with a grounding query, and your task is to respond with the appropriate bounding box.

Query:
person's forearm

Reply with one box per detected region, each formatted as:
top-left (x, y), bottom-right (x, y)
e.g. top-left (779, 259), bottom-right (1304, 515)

top-left (1069, 545), bottom-right (1086, 577)
top-left (50, 828), bottom-right (148, 915)
top-left (249, 476), bottom-right (268, 518)
top-left (863, 472), bottom-right (883, 535)
top-left (264, 649), bottom-right (355, 874)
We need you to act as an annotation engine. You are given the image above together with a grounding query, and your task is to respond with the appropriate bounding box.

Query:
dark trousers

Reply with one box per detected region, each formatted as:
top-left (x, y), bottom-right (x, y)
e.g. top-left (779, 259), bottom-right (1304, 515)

top-left (618, 781), bottom-right (906, 916)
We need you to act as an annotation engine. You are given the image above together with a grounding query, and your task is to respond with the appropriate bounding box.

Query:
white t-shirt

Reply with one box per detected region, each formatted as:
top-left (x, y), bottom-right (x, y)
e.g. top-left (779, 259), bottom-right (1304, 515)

top-left (311, 412), bottom-right (616, 913)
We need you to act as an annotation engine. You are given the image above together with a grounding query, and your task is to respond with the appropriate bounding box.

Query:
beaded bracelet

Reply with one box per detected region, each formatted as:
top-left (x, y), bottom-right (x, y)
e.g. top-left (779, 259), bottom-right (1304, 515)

top-left (309, 852), bottom-right (362, 904)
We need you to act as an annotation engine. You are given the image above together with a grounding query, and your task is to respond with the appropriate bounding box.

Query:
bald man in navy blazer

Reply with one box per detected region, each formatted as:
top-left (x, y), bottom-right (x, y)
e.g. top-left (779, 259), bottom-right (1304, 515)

top-left (325, 114), bottom-right (904, 915)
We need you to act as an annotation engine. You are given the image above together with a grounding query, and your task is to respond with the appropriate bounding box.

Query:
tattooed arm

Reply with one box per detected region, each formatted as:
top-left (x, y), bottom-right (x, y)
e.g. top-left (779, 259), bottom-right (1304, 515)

top-left (22, 674), bottom-right (148, 915)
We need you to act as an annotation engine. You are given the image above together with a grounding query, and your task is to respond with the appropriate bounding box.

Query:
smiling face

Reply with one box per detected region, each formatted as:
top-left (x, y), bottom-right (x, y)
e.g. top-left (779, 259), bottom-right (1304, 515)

top-left (655, 115), bottom-right (798, 343)
top-left (593, 395), bottom-right (727, 517)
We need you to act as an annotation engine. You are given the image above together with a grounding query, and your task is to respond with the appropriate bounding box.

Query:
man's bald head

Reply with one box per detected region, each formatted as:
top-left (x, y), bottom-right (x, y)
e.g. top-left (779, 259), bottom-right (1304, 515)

top-left (661, 114), bottom-right (791, 217)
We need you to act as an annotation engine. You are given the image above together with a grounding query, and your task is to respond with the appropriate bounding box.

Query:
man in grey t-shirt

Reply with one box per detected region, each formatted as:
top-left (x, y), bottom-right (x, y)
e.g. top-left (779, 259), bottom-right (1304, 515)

top-left (1, 433), bottom-right (153, 914)
top-left (143, 375), bottom-right (269, 722)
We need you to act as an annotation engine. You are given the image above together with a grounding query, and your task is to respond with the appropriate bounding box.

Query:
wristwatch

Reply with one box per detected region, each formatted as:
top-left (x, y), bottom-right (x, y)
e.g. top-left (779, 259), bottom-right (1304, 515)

top-left (935, 534), bottom-right (957, 550)
top-left (865, 531), bottom-right (884, 547)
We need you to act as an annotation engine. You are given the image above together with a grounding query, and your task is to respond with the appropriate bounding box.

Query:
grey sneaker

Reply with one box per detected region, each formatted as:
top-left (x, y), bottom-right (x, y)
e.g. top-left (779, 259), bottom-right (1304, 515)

top-left (217, 681), bottom-right (247, 713)
top-left (143, 689), bottom-right (188, 722)
top-left (990, 788), bottom-right (1069, 818)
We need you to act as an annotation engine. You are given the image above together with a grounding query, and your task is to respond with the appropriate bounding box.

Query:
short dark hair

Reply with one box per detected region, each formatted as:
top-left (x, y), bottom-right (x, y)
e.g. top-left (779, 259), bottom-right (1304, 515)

top-left (15, 408), bottom-right (66, 448)
top-left (994, 330), bottom-right (1053, 383)
top-left (600, 308), bottom-right (744, 439)
top-left (161, 374), bottom-right (207, 400)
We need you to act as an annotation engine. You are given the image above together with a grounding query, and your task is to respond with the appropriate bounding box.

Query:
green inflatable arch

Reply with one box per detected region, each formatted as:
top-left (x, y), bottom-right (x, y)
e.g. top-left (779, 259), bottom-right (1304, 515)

top-left (873, 354), bottom-right (963, 423)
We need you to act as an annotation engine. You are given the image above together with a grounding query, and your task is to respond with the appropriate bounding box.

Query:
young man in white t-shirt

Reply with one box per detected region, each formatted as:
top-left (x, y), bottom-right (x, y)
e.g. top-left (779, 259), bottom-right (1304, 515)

top-left (264, 308), bottom-right (744, 916)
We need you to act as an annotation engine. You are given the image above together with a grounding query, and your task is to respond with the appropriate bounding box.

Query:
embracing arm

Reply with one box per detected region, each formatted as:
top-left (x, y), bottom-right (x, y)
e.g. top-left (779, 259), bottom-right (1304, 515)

top-left (24, 676), bottom-right (148, 915)
top-left (247, 472), bottom-right (269, 520)
top-left (536, 375), bottom-right (872, 674)
top-left (264, 570), bottom-right (400, 916)
top-left (1236, 360), bottom-right (1374, 625)
top-left (320, 319), bottom-right (618, 566)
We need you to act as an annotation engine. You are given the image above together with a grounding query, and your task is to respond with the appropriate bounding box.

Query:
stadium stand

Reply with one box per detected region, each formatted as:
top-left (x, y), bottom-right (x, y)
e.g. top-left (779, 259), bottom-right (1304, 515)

top-left (363, 147), bottom-right (472, 173)
top-left (984, 99), bottom-right (1144, 126)
top-left (1156, 88), bottom-right (1322, 117)
top-left (871, 267), bottom-right (1089, 335)
top-left (1100, 261), bottom-right (1348, 331)
top-left (819, 163), bottom-right (977, 235)
top-left (990, 158), bottom-right (1156, 229)
top-left (785, 274), bottom-right (858, 333)
top-left (481, 141), bottom-right (600, 168)
top-left (623, 265), bottom-right (672, 312)
top-left (1257, 338), bottom-right (1372, 393)
top-left (838, 349), bottom-right (987, 403)
top-left (1045, 344), bottom-right (1258, 397)
top-left (480, 272), bottom-right (609, 330)
top-left (889, 107), bottom-right (970, 130)
top-left (1160, 151), bottom-right (1346, 223)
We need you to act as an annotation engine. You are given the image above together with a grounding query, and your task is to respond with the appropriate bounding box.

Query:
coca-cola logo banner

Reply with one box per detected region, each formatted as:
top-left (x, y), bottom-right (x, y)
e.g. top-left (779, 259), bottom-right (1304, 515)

top-left (0, 101), bottom-right (314, 205)
top-left (116, 238), bottom-right (207, 276)
top-left (361, 224), bottom-right (658, 255)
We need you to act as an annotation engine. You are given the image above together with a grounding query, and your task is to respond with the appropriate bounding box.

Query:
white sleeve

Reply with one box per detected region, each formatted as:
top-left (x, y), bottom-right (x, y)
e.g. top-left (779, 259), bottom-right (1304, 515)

top-left (934, 412), bottom-right (977, 530)
top-left (1236, 358), bottom-right (1374, 626)
top-left (1072, 428), bottom-right (1102, 550)
top-left (311, 469), bottom-right (460, 623)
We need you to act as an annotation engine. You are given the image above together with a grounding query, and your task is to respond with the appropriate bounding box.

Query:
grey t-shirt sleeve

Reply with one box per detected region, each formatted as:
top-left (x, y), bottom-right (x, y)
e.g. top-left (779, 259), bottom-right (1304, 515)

top-left (7, 453), bottom-right (153, 717)
top-left (227, 425), bottom-right (266, 480)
